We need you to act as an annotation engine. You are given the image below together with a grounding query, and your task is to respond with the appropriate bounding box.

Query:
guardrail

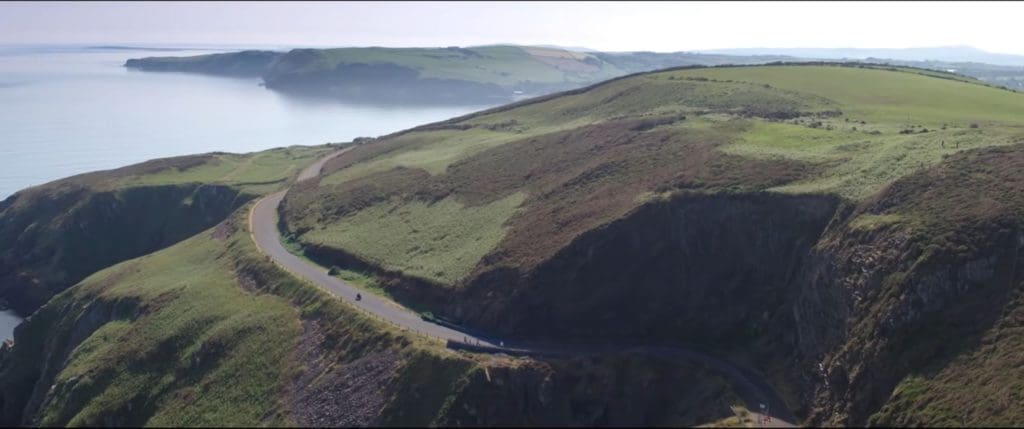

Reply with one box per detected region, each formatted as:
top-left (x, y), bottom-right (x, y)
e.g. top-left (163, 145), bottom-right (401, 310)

top-left (445, 340), bottom-right (537, 357)
top-left (346, 298), bottom-right (448, 346)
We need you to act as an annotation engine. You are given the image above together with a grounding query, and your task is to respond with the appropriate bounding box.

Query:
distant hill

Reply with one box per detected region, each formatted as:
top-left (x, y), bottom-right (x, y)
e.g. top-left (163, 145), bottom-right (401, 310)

top-left (125, 50), bottom-right (281, 77)
top-left (125, 44), bottom-right (1024, 104)
top-left (125, 45), bottom-right (811, 104)
top-left (705, 45), bottom-right (1024, 67)
top-left (127, 45), bottom-right (626, 104)
top-left (527, 44), bottom-right (601, 53)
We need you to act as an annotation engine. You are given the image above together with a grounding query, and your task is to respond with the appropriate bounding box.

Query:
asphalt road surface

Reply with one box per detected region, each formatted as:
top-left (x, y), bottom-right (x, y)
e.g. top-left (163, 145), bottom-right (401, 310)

top-left (249, 147), bottom-right (797, 427)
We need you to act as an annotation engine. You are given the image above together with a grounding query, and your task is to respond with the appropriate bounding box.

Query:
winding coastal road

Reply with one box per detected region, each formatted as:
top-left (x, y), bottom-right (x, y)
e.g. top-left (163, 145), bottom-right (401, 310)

top-left (249, 147), bottom-right (797, 427)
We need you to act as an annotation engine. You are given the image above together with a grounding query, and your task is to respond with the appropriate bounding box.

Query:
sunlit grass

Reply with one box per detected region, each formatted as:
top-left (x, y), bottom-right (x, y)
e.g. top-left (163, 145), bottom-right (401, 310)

top-left (674, 65), bottom-right (1024, 125)
top-left (301, 193), bottom-right (526, 285)
top-left (118, 145), bottom-right (334, 194)
top-left (41, 226), bottom-right (298, 427)
top-left (725, 120), bottom-right (1024, 200)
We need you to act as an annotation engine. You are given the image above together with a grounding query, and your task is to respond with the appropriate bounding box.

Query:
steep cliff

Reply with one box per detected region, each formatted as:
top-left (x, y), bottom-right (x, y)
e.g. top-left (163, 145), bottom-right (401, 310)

top-left (792, 144), bottom-right (1024, 426)
top-left (0, 145), bottom-right (333, 317)
top-left (0, 179), bottom-right (249, 316)
top-left (125, 50), bottom-right (281, 77)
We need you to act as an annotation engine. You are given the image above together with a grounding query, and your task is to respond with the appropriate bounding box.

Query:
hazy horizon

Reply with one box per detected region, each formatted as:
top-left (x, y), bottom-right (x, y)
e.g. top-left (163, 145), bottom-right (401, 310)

top-left (0, 41), bottom-right (1018, 57)
top-left (3, 1), bottom-right (1024, 56)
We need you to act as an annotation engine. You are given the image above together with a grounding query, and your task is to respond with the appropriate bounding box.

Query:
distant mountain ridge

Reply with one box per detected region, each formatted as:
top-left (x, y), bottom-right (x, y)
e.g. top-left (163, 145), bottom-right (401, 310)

top-left (704, 45), bottom-right (1024, 67)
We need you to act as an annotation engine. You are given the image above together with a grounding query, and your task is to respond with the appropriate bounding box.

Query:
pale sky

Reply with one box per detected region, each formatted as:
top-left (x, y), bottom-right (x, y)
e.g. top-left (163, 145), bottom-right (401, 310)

top-left (3, 1), bottom-right (1024, 55)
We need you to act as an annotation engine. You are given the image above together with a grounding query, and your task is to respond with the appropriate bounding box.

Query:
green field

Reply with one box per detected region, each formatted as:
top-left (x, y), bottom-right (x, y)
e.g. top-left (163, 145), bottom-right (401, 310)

top-left (674, 66), bottom-right (1024, 125)
top-left (264, 45), bottom-right (618, 87)
top-left (304, 193), bottom-right (525, 284)
top-left (114, 145), bottom-right (337, 195)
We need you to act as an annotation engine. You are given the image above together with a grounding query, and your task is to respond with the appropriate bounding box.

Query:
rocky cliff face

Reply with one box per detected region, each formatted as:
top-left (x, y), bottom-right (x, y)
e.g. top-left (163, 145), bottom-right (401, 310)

top-left (439, 354), bottom-right (738, 427)
top-left (790, 146), bottom-right (1024, 425)
top-left (354, 147), bottom-right (1024, 425)
top-left (0, 290), bottom-right (143, 426)
top-left (0, 184), bottom-right (251, 315)
top-left (124, 50), bottom-right (281, 77)
top-left (449, 193), bottom-right (840, 344)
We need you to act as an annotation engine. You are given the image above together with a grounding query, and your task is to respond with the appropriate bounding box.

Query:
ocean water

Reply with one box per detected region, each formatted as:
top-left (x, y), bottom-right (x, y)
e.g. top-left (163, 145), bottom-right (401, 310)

top-left (0, 309), bottom-right (19, 342)
top-left (0, 45), bottom-right (491, 199)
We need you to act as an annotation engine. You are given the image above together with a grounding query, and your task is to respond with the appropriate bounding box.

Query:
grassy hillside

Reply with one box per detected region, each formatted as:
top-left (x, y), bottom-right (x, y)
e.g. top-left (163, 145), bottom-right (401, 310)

top-left (0, 201), bottom-right (746, 426)
top-left (266, 45), bottom-right (622, 87)
top-left (0, 205), bottom-right (467, 426)
top-left (285, 64), bottom-right (1024, 287)
top-left (0, 145), bottom-right (336, 315)
top-left (124, 50), bottom-right (279, 77)
top-left (8, 61), bottom-right (1024, 426)
top-left (127, 46), bottom-right (1024, 106)
top-left (128, 45), bottom-right (631, 104)
top-left (259, 45), bottom-right (628, 104)
top-left (281, 63), bottom-right (1024, 425)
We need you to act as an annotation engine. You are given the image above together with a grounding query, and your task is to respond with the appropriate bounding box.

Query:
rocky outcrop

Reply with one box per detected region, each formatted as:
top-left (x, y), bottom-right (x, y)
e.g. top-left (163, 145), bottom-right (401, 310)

top-left (792, 211), bottom-right (1024, 425)
top-left (444, 193), bottom-right (840, 343)
top-left (439, 354), bottom-right (738, 426)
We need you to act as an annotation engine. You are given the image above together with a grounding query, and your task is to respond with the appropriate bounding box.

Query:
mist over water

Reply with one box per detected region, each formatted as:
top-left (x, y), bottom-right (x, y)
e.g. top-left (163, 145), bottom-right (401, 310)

top-left (0, 45), bottom-right (490, 199)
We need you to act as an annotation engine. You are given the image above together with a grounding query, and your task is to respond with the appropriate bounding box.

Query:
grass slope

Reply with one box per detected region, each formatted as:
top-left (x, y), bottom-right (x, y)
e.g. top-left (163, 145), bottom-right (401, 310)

top-left (303, 193), bottom-right (526, 285)
top-left (1, 201), bottom-right (748, 427)
top-left (285, 45), bottom-right (620, 86)
top-left (109, 145), bottom-right (336, 195)
top-left (0, 144), bottom-right (337, 314)
top-left (1, 204), bottom-right (481, 426)
top-left (36, 225), bottom-right (298, 426)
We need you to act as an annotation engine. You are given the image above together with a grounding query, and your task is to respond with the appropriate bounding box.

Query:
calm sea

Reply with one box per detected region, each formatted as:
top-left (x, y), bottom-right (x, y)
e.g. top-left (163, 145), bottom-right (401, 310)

top-left (0, 45), bottom-right (491, 199)
top-left (0, 45), bottom-right (494, 331)
top-left (1, 310), bottom-right (19, 342)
